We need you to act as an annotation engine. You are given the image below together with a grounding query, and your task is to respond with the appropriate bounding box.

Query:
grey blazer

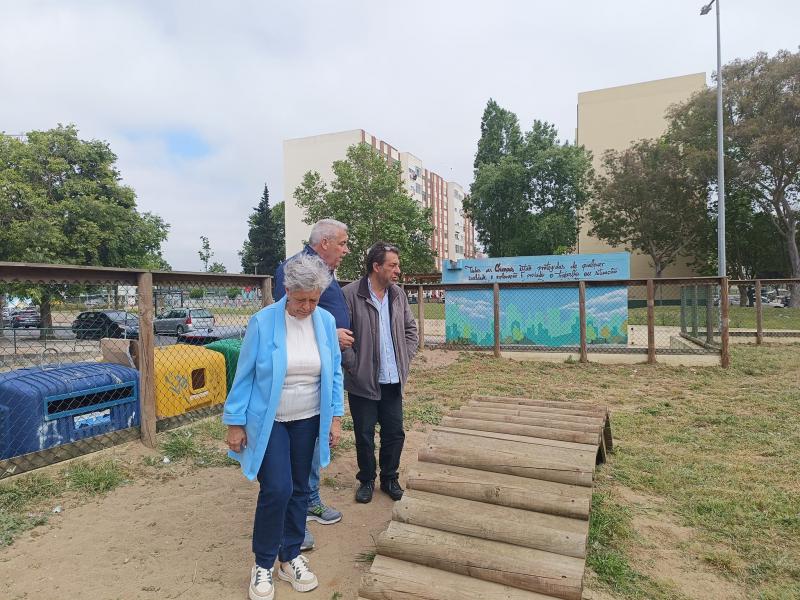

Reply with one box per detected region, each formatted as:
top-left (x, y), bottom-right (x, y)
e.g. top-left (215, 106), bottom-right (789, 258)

top-left (341, 277), bottom-right (418, 401)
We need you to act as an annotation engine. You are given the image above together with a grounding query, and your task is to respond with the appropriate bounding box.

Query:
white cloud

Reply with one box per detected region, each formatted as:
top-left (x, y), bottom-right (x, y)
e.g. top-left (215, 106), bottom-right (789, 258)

top-left (2, 0), bottom-right (798, 270)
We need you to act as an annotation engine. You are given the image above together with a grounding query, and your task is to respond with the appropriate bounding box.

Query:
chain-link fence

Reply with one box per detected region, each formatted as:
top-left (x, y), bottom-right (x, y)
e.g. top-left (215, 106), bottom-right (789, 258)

top-left (0, 264), bottom-right (271, 479)
top-left (149, 274), bottom-right (266, 433)
top-left (407, 278), bottom-right (728, 364)
top-left (724, 279), bottom-right (800, 344)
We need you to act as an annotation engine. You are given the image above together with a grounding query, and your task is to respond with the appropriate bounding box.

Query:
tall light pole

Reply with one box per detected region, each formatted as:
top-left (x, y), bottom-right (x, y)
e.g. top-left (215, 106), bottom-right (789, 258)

top-left (701, 0), bottom-right (726, 277)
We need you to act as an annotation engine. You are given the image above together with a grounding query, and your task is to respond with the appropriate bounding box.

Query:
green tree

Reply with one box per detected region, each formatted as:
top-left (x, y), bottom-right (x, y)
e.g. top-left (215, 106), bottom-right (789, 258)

top-left (668, 49), bottom-right (800, 305)
top-left (465, 100), bottom-right (593, 257)
top-left (198, 235), bottom-right (213, 271)
top-left (588, 138), bottom-right (708, 277)
top-left (239, 185), bottom-right (284, 275)
top-left (208, 261), bottom-right (226, 273)
top-left (0, 125), bottom-right (169, 334)
top-left (294, 143), bottom-right (434, 279)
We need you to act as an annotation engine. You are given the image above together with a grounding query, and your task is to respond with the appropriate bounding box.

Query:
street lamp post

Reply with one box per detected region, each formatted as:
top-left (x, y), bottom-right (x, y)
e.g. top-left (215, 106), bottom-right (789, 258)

top-left (701, 0), bottom-right (726, 277)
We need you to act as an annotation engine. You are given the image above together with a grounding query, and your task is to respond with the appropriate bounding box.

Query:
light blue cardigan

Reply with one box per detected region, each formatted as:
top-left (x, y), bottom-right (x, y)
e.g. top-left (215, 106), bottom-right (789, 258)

top-left (222, 297), bottom-right (344, 481)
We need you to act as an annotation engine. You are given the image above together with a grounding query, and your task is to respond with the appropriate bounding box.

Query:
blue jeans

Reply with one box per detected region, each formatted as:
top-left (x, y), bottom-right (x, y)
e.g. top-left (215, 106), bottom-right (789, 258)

top-left (253, 415), bottom-right (319, 568)
top-left (308, 436), bottom-right (321, 507)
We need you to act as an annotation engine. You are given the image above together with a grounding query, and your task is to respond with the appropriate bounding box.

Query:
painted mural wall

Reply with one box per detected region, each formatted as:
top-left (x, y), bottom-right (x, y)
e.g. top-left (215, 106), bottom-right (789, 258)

top-left (442, 253), bottom-right (630, 347)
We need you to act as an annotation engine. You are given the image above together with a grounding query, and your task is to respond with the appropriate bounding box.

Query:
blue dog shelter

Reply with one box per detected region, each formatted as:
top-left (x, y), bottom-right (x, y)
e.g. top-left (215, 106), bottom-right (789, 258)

top-left (0, 363), bottom-right (140, 460)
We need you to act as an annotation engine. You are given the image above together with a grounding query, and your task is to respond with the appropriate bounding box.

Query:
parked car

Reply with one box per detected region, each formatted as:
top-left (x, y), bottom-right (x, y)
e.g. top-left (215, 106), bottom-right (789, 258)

top-left (1, 306), bottom-right (19, 326)
top-left (154, 308), bottom-right (214, 335)
top-left (11, 308), bottom-right (42, 329)
top-left (761, 297), bottom-right (785, 308)
top-left (177, 324), bottom-right (246, 346)
top-left (71, 310), bottom-right (139, 340)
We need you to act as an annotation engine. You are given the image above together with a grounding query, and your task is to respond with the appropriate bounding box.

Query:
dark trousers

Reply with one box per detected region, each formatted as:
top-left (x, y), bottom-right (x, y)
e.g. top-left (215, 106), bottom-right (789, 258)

top-left (348, 384), bottom-right (405, 484)
top-left (252, 415), bottom-right (319, 568)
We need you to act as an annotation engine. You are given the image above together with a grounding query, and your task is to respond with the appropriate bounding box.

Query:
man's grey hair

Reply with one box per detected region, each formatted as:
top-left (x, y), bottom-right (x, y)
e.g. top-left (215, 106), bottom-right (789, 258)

top-left (283, 253), bottom-right (333, 293)
top-left (309, 219), bottom-right (348, 246)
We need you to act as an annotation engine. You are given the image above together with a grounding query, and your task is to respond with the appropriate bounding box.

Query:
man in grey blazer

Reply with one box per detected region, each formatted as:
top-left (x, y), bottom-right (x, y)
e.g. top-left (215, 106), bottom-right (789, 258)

top-left (341, 242), bottom-right (418, 503)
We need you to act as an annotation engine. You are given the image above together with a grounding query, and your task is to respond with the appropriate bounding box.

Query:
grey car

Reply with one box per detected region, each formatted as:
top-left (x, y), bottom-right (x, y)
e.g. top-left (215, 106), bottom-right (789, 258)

top-left (154, 308), bottom-right (214, 335)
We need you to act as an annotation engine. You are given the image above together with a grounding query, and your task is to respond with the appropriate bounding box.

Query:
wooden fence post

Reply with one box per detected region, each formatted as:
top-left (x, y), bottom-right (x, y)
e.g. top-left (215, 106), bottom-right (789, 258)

top-left (578, 281), bottom-right (588, 363)
top-left (755, 279), bottom-right (763, 345)
top-left (417, 285), bottom-right (425, 352)
top-left (493, 283), bottom-right (501, 358)
top-left (720, 278), bottom-right (730, 368)
top-left (261, 276), bottom-right (273, 308)
top-left (646, 279), bottom-right (656, 364)
top-left (137, 272), bottom-right (157, 448)
top-left (705, 283), bottom-right (714, 344)
top-left (691, 284), bottom-right (699, 337)
top-left (680, 285), bottom-right (687, 334)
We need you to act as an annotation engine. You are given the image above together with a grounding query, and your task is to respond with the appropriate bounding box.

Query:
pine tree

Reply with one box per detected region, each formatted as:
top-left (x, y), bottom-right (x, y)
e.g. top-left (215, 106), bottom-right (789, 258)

top-left (239, 184), bottom-right (284, 275)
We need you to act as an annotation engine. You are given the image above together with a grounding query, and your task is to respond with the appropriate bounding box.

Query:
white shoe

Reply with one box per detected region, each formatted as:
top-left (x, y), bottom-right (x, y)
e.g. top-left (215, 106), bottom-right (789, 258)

top-left (278, 554), bottom-right (318, 592)
top-left (249, 564), bottom-right (275, 600)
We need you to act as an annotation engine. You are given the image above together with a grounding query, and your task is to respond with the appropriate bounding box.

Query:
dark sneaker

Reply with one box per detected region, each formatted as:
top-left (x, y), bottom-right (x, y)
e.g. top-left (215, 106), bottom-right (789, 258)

top-left (278, 554), bottom-right (318, 592)
top-left (249, 564), bottom-right (275, 600)
top-left (306, 502), bottom-right (342, 525)
top-left (355, 480), bottom-right (374, 504)
top-left (300, 527), bottom-right (314, 551)
top-left (380, 479), bottom-right (404, 501)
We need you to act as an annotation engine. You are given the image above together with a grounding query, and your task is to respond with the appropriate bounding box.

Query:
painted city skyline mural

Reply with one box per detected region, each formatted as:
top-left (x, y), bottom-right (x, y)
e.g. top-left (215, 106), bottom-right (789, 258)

top-left (442, 253), bottom-right (630, 347)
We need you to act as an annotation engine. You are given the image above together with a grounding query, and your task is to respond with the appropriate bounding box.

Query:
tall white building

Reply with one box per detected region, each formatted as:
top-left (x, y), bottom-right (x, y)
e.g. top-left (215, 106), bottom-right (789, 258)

top-left (283, 129), bottom-right (475, 271)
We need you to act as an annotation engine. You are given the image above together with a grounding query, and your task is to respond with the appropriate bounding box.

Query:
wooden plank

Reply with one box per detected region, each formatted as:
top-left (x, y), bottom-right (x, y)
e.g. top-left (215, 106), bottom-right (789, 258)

top-left (417, 284), bottom-right (425, 352)
top-left (393, 490), bottom-right (588, 559)
top-left (406, 462), bottom-right (591, 519)
top-left (136, 271), bottom-right (157, 449)
top-left (603, 413), bottom-right (614, 452)
top-left (475, 395), bottom-right (607, 414)
top-left (720, 278), bottom-right (730, 368)
top-left (450, 409), bottom-right (604, 433)
top-left (466, 403), bottom-right (606, 424)
top-left (361, 556), bottom-right (561, 600)
top-left (433, 426), bottom-right (597, 453)
top-left (440, 416), bottom-right (601, 446)
top-left (261, 277), bottom-right (273, 307)
top-left (377, 522), bottom-right (584, 600)
top-left (493, 283), bottom-right (501, 358)
top-left (421, 429), bottom-right (595, 486)
top-left (578, 281), bottom-right (588, 363)
top-left (647, 279), bottom-right (656, 364)
top-left (755, 279), bottom-right (763, 345)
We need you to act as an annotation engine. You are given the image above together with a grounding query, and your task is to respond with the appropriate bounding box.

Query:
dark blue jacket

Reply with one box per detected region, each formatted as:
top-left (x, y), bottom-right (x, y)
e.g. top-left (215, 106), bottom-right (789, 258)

top-left (274, 245), bottom-right (351, 330)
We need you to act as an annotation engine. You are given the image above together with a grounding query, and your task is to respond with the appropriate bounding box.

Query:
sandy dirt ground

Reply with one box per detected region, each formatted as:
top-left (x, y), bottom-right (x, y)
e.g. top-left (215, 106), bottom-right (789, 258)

top-left (0, 430), bottom-right (428, 600)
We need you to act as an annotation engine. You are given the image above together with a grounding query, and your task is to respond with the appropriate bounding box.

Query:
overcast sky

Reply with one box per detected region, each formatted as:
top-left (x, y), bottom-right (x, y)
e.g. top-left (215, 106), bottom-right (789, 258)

top-left (2, 1), bottom-right (798, 272)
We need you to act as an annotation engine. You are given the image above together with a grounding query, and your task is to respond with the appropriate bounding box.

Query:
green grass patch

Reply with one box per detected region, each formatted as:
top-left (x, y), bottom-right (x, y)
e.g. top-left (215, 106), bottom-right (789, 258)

top-left (0, 459), bottom-right (130, 546)
top-left (587, 493), bottom-right (684, 599)
top-left (628, 305), bottom-right (800, 330)
top-left (416, 301), bottom-right (444, 320)
top-left (63, 460), bottom-right (128, 494)
top-left (160, 427), bottom-right (237, 468)
top-left (403, 400), bottom-right (444, 427)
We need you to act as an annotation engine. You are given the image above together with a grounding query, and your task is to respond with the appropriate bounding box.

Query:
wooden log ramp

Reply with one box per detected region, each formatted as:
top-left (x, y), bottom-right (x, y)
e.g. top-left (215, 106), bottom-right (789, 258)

top-left (358, 396), bottom-right (613, 600)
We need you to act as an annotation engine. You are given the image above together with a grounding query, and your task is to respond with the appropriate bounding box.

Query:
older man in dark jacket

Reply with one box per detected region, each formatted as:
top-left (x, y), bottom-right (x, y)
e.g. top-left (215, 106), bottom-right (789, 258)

top-left (342, 242), bottom-right (418, 503)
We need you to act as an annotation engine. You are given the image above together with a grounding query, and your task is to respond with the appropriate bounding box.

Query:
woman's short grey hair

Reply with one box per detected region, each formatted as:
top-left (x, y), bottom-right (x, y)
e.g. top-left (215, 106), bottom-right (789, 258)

top-left (283, 253), bottom-right (333, 293)
top-left (309, 219), bottom-right (348, 246)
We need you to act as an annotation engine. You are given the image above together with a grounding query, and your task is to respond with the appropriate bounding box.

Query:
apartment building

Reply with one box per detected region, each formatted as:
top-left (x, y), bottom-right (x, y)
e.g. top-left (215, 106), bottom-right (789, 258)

top-left (576, 73), bottom-right (707, 278)
top-left (283, 129), bottom-right (475, 271)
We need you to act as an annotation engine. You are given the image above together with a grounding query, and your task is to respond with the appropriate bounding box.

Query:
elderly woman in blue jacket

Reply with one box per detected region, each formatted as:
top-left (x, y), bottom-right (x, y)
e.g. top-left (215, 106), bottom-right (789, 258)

top-left (224, 253), bottom-right (343, 600)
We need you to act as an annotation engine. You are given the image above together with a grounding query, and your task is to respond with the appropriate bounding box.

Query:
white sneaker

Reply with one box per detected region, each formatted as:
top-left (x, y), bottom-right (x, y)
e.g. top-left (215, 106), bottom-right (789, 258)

top-left (249, 564), bottom-right (275, 600)
top-left (278, 554), bottom-right (318, 592)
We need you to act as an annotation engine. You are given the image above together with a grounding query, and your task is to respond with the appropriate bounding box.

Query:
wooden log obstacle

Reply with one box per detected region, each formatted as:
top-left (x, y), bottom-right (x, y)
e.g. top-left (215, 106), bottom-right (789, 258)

top-left (359, 395), bottom-right (613, 600)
